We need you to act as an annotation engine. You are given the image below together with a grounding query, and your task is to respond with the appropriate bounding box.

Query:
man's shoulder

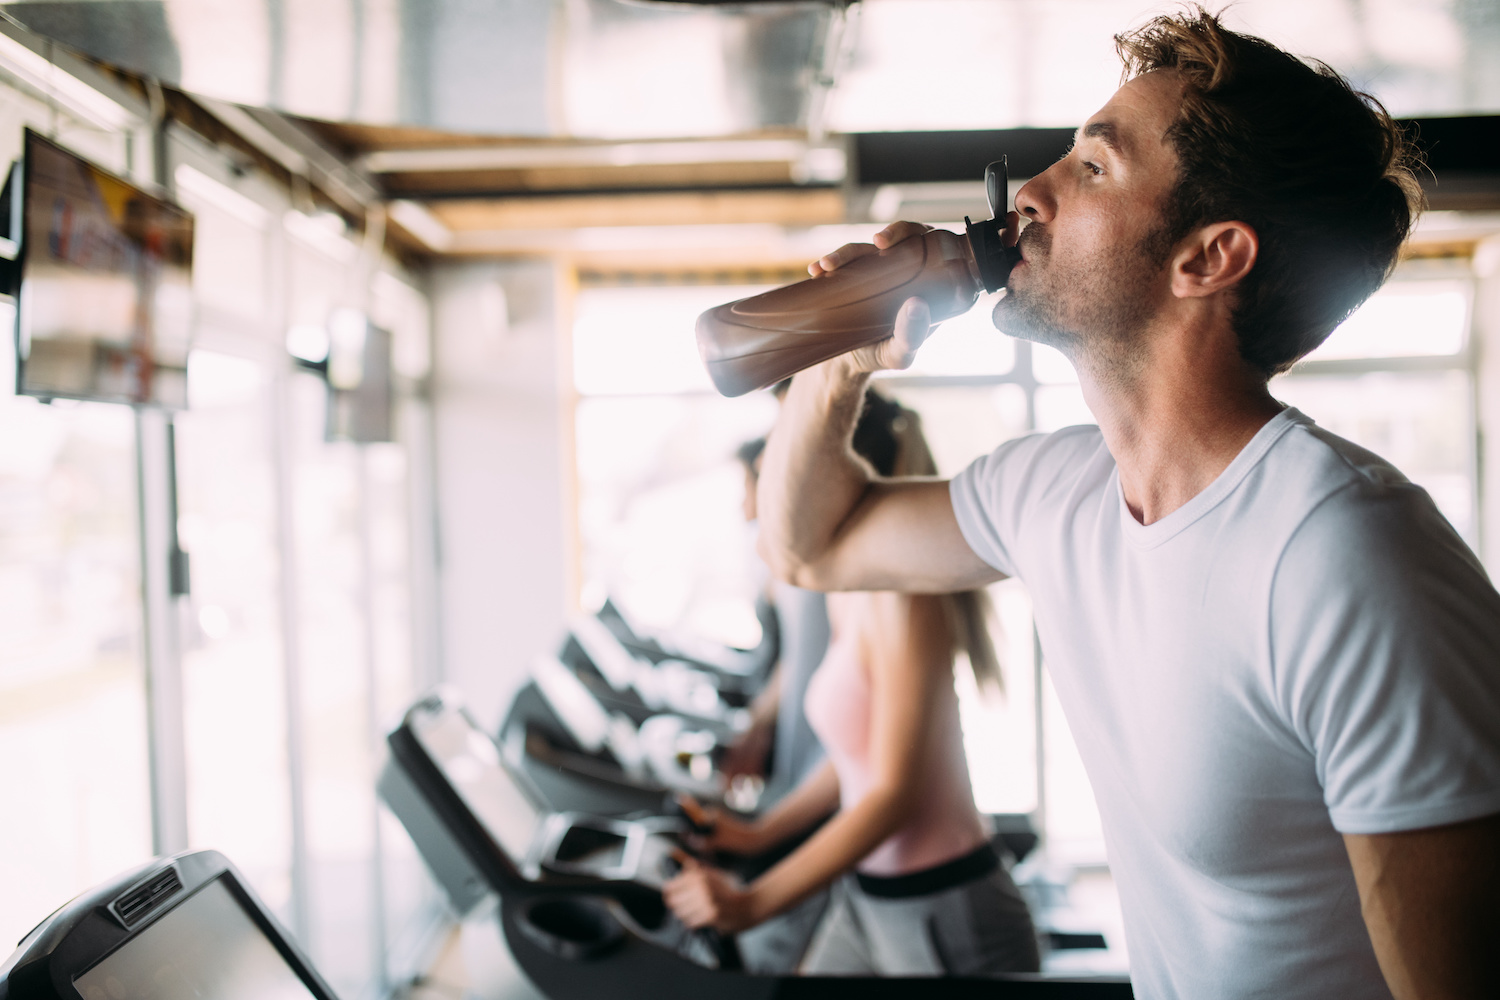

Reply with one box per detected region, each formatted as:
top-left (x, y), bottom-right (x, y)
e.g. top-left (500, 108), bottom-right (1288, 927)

top-left (1274, 414), bottom-right (1411, 495)
top-left (1238, 413), bottom-right (1414, 544)
top-left (1034, 422), bottom-right (1108, 454)
top-left (958, 423), bottom-right (1113, 515)
top-left (950, 424), bottom-right (1110, 577)
top-left (969, 423), bottom-right (1109, 484)
top-left (1268, 414), bottom-right (1485, 594)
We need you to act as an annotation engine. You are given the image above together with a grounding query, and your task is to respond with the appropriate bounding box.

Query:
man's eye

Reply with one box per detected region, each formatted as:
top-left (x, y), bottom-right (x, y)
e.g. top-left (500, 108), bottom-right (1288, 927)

top-left (1084, 161), bottom-right (1104, 177)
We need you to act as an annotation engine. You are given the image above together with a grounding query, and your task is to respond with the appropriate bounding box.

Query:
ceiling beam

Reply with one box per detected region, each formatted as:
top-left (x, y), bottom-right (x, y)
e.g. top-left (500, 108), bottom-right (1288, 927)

top-left (425, 187), bottom-right (846, 231)
top-left (360, 138), bottom-right (842, 174)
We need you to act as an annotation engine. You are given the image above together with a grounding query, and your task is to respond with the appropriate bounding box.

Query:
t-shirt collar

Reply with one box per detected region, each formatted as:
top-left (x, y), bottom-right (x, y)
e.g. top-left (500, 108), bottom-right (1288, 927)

top-left (1115, 407), bottom-right (1308, 549)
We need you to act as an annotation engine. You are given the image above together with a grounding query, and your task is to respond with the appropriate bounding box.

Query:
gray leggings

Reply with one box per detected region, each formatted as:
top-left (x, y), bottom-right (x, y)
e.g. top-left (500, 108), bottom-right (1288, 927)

top-left (800, 866), bottom-right (1041, 976)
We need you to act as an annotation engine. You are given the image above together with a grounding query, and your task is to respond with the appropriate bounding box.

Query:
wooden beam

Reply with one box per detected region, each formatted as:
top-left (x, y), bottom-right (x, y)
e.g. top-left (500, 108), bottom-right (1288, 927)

top-left (379, 160), bottom-right (798, 196)
top-left (426, 188), bottom-right (846, 230)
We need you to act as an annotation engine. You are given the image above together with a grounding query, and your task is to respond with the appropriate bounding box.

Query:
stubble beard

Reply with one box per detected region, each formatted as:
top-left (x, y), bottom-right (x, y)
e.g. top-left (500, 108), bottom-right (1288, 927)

top-left (992, 223), bottom-right (1170, 387)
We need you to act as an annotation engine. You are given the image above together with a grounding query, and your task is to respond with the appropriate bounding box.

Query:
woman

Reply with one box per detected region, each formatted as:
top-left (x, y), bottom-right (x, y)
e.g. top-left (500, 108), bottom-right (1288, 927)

top-left (664, 393), bottom-right (1040, 976)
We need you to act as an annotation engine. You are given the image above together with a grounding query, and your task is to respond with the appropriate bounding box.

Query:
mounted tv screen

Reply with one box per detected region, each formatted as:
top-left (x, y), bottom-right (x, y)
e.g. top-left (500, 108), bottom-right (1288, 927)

top-left (13, 129), bottom-right (193, 407)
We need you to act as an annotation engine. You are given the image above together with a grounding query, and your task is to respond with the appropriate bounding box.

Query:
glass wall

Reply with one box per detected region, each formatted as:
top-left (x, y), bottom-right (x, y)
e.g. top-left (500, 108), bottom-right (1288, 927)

top-left (0, 66), bottom-right (442, 1000)
top-left (0, 385), bottom-right (153, 949)
top-left (0, 84), bottom-right (154, 956)
top-left (573, 283), bottom-right (780, 646)
top-left (177, 350), bottom-right (296, 916)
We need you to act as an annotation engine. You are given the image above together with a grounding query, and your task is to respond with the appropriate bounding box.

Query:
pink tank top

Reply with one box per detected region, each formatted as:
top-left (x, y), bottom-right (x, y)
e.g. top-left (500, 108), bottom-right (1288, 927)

top-left (802, 603), bottom-right (989, 877)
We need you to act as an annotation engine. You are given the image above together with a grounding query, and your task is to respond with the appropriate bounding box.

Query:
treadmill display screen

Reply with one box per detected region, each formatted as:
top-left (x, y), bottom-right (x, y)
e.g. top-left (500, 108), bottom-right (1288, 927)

top-left (73, 878), bottom-right (315, 1000)
top-left (412, 706), bottom-right (542, 865)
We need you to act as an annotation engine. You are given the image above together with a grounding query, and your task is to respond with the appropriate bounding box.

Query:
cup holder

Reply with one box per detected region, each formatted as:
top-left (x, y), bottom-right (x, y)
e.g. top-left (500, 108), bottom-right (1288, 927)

top-left (516, 896), bottom-right (626, 961)
top-left (615, 889), bottom-right (668, 933)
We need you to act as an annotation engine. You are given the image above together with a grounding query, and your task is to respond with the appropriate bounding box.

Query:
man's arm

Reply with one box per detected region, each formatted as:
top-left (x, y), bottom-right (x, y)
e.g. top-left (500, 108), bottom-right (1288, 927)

top-left (1344, 813), bottom-right (1500, 999)
top-left (756, 353), bottom-right (1002, 593)
top-left (754, 262), bottom-right (1004, 593)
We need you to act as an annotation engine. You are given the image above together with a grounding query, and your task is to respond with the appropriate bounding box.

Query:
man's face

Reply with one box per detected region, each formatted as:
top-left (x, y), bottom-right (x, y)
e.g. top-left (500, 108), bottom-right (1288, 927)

top-left (993, 70), bottom-right (1186, 371)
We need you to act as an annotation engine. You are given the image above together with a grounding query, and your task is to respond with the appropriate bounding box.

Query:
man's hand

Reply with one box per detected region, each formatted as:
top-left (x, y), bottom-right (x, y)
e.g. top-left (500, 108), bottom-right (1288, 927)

top-left (806, 221), bottom-right (938, 375)
top-left (663, 855), bottom-right (762, 933)
top-left (753, 218), bottom-right (1009, 595)
top-left (1344, 812), bottom-right (1500, 999)
top-left (807, 220), bottom-right (935, 277)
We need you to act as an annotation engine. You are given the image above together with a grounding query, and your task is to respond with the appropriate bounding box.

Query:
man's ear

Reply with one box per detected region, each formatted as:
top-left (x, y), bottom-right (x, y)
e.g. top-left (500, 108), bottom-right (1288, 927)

top-left (1171, 221), bottom-right (1257, 299)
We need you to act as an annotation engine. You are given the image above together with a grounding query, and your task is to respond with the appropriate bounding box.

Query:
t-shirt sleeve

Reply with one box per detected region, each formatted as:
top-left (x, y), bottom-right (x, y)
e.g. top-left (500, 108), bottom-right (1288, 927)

top-left (1270, 481), bottom-right (1500, 834)
top-left (949, 429), bottom-right (1090, 579)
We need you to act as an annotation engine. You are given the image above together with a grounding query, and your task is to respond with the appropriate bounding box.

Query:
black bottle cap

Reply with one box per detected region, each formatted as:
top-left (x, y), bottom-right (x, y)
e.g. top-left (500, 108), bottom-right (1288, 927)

top-left (965, 156), bottom-right (1023, 293)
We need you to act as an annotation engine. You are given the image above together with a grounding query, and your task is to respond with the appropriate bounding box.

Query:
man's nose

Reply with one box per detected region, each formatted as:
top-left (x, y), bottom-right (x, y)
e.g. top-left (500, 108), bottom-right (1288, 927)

top-left (1014, 168), bottom-right (1056, 223)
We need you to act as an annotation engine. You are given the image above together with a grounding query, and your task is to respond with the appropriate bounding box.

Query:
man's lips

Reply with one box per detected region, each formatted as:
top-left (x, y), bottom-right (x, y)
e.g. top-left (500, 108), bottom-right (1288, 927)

top-left (1013, 232), bottom-right (1046, 270)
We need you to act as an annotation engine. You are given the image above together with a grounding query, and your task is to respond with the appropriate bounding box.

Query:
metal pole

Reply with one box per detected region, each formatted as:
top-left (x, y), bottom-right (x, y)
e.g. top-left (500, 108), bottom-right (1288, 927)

top-left (356, 447), bottom-right (389, 994)
top-left (269, 367), bottom-right (311, 944)
top-left (135, 407), bottom-right (189, 856)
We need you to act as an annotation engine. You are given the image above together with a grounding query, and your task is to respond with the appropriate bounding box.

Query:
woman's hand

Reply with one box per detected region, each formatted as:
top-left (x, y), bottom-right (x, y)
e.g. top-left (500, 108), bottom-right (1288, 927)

top-left (663, 855), bottom-right (762, 933)
top-left (677, 794), bottom-right (768, 856)
top-left (719, 718), bottom-right (773, 782)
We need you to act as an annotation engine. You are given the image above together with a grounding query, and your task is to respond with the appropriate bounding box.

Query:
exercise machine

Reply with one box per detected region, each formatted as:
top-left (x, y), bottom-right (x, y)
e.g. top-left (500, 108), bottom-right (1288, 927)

top-left (383, 688), bottom-right (1133, 999)
top-left (0, 851), bottom-right (334, 1000)
top-left (498, 610), bottom-right (766, 818)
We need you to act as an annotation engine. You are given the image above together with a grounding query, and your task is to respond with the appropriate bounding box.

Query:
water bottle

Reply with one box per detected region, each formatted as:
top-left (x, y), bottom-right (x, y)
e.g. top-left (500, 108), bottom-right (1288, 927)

top-left (696, 158), bottom-right (1022, 397)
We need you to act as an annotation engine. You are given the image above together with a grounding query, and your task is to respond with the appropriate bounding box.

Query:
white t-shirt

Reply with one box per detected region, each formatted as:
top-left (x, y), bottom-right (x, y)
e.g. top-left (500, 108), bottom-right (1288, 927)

top-left (950, 407), bottom-right (1500, 1000)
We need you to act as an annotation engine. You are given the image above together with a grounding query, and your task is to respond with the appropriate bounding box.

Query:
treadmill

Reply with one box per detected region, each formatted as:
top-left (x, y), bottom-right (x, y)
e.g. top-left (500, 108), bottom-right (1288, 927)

top-left (0, 850), bottom-right (335, 1000)
top-left (499, 614), bottom-right (758, 818)
top-left (566, 612), bottom-right (750, 726)
top-left (596, 598), bottom-right (778, 703)
top-left (384, 689), bottom-right (1134, 999)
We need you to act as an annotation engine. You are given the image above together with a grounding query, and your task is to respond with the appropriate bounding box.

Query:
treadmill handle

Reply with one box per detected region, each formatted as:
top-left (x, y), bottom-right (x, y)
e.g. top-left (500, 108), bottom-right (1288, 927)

top-left (697, 928), bottom-right (743, 971)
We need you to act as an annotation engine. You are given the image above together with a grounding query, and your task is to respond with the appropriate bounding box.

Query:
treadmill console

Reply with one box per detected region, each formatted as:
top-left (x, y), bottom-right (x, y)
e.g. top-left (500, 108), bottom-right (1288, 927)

top-left (386, 689), bottom-right (687, 899)
top-left (0, 851), bottom-right (336, 1000)
top-left (408, 694), bottom-right (547, 877)
top-left (537, 813), bottom-right (683, 890)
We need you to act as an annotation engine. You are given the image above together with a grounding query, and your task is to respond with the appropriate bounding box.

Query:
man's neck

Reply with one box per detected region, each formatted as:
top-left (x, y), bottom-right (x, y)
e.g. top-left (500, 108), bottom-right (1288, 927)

top-left (1076, 337), bottom-right (1284, 526)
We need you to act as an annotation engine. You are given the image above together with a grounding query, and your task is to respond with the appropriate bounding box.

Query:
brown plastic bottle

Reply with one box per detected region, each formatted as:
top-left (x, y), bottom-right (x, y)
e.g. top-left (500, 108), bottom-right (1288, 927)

top-left (697, 158), bottom-right (1023, 397)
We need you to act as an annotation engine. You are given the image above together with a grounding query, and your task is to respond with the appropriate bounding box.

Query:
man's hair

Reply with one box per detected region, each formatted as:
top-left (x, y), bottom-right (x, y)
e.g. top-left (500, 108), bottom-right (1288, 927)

top-left (1116, 7), bottom-right (1424, 376)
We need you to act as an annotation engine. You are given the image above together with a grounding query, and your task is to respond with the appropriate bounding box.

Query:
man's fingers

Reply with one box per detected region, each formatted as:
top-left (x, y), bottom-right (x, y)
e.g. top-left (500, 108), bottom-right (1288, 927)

top-left (872, 221), bottom-right (932, 249)
top-left (809, 241), bottom-right (880, 277)
top-left (834, 296), bottom-right (934, 375)
top-left (808, 223), bottom-right (930, 276)
top-left (884, 297), bottom-right (933, 369)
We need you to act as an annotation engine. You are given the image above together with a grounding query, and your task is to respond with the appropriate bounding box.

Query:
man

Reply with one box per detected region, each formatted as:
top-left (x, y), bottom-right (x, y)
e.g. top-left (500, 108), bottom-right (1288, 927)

top-left (755, 9), bottom-right (1500, 999)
